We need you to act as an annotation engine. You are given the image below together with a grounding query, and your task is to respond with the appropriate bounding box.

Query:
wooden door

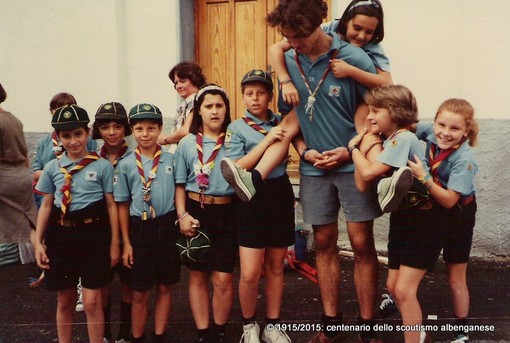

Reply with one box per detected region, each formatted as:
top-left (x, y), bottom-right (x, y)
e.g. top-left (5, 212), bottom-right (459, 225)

top-left (195, 0), bottom-right (331, 179)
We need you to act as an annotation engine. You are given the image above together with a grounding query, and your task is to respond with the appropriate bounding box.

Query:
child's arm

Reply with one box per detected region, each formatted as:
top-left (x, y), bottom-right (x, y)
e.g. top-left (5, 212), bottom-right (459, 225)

top-left (118, 202), bottom-right (133, 268)
top-left (34, 194), bottom-right (54, 270)
top-left (268, 39), bottom-right (300, 106)
top-left (330, 60), bottom-right (393, 88)
top-left (349, 130), bottom-right (392, 182)
top-left (175, 185), bottom-right (200, 237)
top-left (158, 111), bottom-right (193, 145)
top-left (105, 193), bottom-right (120, 268)
top-left (408, 154), bottom-right (461, 209)
top-left (354, 103), bottom-right (370, 133)
top-left (235, 125), bottom-right (285, 171)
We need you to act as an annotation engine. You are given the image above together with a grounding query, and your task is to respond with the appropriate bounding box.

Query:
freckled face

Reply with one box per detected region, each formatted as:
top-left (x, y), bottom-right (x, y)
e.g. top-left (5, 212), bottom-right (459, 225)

top-left (433, 110), bottom-right (469, 149)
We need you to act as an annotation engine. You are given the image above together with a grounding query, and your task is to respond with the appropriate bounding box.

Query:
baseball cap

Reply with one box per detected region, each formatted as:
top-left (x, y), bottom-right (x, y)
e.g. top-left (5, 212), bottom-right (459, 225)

top-left (241, 69), bottom-right (273, 90)
top-left (51, 105), bottom-right (90, 130)
top-left (128, 103), bottom-right (162, 121)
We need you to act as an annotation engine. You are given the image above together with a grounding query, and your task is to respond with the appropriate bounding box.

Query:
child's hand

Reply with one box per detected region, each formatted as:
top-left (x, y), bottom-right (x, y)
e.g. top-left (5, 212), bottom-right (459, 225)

top-left (282, 82), bottom-right (300, 107)
top-left (35, 243), bottom-right (50, 270)
top-left (179, 216), bottom-right (200, 237)
top-left (123, 244), bottom-right (134, 268)
top-left (110, 243), bottom-right (121, 268)
top-left (330, 59), bottom-right (354, 79)
top-left (266, 126), bottom-right (286, 145)
top-left (408, 154), bottom-right (427, 178)
top-left (359, 133), bottom-right (382, 155)
top-left (348, 129), bottom-right (367, 149)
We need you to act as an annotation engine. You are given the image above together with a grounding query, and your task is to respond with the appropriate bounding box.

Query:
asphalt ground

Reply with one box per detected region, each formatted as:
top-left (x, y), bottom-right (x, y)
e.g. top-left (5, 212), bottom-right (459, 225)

top-left (0, 254), bottom-right (509, 343)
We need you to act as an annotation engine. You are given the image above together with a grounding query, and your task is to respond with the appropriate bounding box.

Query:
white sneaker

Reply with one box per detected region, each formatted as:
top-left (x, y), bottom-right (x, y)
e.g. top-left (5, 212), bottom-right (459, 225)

top-left (240, 322), bottom-right (260, 343)
top-left (261, 325), bottom-right (291, 343)
top-left (75, 280), bottom-right (84, 312)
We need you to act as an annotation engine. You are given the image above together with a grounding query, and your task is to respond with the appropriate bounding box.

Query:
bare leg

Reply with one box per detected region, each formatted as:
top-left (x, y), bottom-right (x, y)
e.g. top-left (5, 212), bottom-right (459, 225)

top-left (56, 287), bottom-right (77, 343)
top-left (131, 289), bottom-right (150, 338)
top-left (154, 284), bottom-right (172, 335)
top-left (82, 287), bottom-right (105, 343)
top-left (264, 247), bottom-right (288, 319)
top-left (238, 247), bottom-right (264, 318)
top-left (313, 222), bottom-right (340, 316)
top-left (211, 271), bottom-right (234, 325)
top-left (447, 262), bottom-right (469, 318)
top-left (255, 110), bottom-right (301, 180)
top-left (394, 266), bottom-right (427, 343)
top-left (189, 270), bottom-right (210, 329)
top-left (346, 220), bottom-right (378, 320)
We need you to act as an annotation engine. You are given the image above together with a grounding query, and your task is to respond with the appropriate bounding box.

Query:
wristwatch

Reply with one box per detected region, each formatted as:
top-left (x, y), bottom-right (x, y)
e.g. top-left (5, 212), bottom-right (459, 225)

top-left (348, 144), bottom-right (359, 157)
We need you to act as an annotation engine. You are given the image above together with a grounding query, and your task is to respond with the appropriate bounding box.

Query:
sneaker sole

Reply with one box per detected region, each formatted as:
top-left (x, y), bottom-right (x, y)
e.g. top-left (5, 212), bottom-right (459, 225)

top-left (220, 159), bottom-right (253, 202)
top-left (379, 167), bottom-right (413, 212)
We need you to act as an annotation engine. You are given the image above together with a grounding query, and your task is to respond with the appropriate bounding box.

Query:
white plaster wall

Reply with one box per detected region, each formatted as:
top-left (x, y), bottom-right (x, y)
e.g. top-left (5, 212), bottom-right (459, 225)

top-left (0, 0), bottom-right (181, 132)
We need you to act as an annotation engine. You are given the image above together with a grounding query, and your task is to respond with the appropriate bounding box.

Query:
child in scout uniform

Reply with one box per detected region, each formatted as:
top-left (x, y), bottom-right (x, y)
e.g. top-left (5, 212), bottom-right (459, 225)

top-left (33, 104), bottom-right (120, 343)
top-left (173, 85), bottom-right (236, 343)
top-left (224, 70), bottom-right (293, 343)
top-left (92, 102), bottom-right (134, 343)
top-left (348, 85), bottom-right (447, 343)
top-left (113, 103), bottom-right (180, 343)
top-left (410, 99), bottom-right (479, 343)
top-left (32, 93), bottom-right (97, 205)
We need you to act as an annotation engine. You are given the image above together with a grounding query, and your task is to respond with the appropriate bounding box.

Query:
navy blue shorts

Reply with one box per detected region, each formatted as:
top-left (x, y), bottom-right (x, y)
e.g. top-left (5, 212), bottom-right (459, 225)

top-left (185, 198), bottom-right (237, 273)
top-left (129, 211), bottom-right (180, 291)
top-left (44, 201), bottom-right (112, 291)
top-left (235, 175), bottom-right (295, 248)
top-left (443, 198), bottom-right (477, 264)
top-left (388, 203), bottom-right (448, 272)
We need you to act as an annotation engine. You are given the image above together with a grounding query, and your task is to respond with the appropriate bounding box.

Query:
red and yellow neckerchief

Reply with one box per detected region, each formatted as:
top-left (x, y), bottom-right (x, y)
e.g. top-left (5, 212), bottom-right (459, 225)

top-left (195, 130), bottom-right (225, 207)
top-left (242, 116), bottom-right (280, 136)
top-left (59, 152), bottom-right (100, 220)
top-left (428, 138), bottom-right (465, 186)
top-left (134, 146), bottom-right (162, 219)
top-left (99, 141), bottom-right (128, 168)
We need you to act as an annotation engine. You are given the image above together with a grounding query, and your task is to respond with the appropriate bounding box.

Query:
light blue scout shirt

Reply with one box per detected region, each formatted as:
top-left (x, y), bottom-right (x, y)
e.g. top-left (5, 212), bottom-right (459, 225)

top-left (416, 123), bottom-right (478, 196)
top-left (225, 110), bottom-right (287, 180)
top-left (174, 134), bottom-right (234, 196)
top-left (113, 150), bottom-right (176, 217)
top-left (281, 33), bottom-right (376, 176)
top-left (32, 133), bottom-right (97, 171)
top-left (377, 130), bottom-right (426, 170)
top-left (321, 20), bottom-right (391, 72)
top-left (35, 152), bottom-right (114, 211)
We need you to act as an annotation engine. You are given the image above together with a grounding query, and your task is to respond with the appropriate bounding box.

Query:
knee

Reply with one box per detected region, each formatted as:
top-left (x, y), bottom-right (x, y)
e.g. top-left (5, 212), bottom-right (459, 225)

top-left (83, 296), bottom-right (101, 314)
top-left (240, 271), bottom-right (260, 288)
top-left (393, 283), bottom-right (414, 305)
top-left (132, 290), bottom-right (149, 304)
top-left (213, 277), bottom-right (233, 295)
top-left (313, 233), bottom-right (338, 254)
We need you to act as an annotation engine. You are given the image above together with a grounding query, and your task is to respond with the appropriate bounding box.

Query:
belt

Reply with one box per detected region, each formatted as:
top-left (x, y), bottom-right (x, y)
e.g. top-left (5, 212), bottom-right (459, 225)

top-left (188, 191), bottom-right (232, 205)
top-left (460, 194), bottom-right (475, 206)
top-left (58, 217), bottom-right (100, 227)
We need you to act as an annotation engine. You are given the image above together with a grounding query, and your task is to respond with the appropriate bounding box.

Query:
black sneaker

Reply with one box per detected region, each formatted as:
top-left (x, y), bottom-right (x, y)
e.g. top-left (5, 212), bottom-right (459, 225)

top-left (375, 294), bottom-right (399, 319)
